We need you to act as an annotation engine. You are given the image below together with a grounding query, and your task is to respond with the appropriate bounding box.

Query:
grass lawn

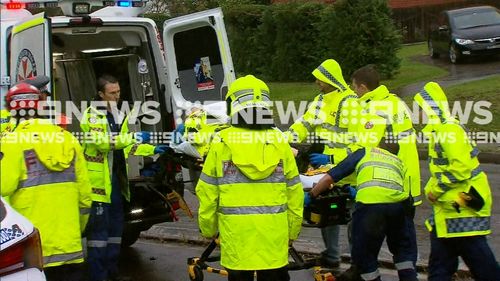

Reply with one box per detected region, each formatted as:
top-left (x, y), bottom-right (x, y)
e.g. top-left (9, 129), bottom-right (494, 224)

top-left (383, 43), bottom-right (448, 90)
top-left (444, 75), bottom-right (500, 133)
top-left (269, 42), bottom-right (448, 104)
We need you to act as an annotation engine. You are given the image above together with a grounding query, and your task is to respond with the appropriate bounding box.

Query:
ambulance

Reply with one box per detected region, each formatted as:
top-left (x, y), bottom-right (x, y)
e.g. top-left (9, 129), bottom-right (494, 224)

top-left (0, 0), bottom-right (235, 246)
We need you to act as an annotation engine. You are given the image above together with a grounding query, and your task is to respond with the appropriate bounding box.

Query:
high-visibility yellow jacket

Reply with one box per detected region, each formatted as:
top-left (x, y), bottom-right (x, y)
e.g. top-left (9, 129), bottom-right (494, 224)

top-left (1, 109), bottom-right (16, 135)
top-left (80, 106), bottom-right (156, 203)
top-left (288, 60), bottom-right (358, 164)
top-left (196, 126), bottom-right (303, 270)
top-left (353, 85), bottom-right (422, 205)
top-left (0, 119), bottom-right (92, 267)
top-left (354, 147), bottom-right (409, 204)
top-left (183, 109), bottom-right (229, 158)
top-left (415, 82), bottom-right (492, 238)
top-left (1, 109), bottom-right (11, 133)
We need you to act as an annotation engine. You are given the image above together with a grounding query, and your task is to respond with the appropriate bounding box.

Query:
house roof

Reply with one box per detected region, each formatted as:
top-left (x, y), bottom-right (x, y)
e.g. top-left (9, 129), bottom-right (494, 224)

top-left (389, 0), bottom-right (467, 9)
top-left (271, 0), bottom-right (468, 9)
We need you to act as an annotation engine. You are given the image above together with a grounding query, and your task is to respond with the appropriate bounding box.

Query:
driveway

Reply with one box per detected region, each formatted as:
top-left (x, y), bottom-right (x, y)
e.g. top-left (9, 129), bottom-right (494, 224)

top-left (394, 54), bottom-right (500, 97)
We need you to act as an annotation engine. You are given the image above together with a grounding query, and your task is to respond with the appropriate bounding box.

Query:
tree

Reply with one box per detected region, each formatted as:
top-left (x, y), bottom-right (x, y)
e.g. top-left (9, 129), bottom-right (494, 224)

top-left (318, 0), bottom-right (402, 78)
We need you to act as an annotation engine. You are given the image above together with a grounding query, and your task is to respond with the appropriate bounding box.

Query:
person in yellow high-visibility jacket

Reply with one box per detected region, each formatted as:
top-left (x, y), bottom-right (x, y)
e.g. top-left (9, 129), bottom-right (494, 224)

top-left (1, 82), bottom-right (92, 281)
top-left (349, 65), bottom-right (421, 271)
top-left (414, 82), bottom-right (499, 280)
top-left (81, 74), bottom-right (168, 281)
top-left (285, 59), bottom-right (358, 268)
top-left (309, 144), bottom-right (418, 281)
top-left (196, 75), bottom-right (303, 281)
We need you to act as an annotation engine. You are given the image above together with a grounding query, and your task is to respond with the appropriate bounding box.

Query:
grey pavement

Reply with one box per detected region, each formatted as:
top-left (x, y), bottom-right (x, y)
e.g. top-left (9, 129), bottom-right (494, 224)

top-left (141, 160), bottom-right (500, 278)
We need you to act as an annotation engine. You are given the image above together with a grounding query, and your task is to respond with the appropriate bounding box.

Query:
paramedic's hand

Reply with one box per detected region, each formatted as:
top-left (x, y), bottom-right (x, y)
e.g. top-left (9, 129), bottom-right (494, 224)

top-left (136, 131), bottom-right (151, 143)
top-left (291, 147), bottom-right (299, 157)
top-left (154, 145), bottom-right (169, 155)
top-left (309, 153), bottom-right (331, 167)
top-left (173, 124), bottom-right (185, 144)
top-left (304, 192), bottom-right (313, 208)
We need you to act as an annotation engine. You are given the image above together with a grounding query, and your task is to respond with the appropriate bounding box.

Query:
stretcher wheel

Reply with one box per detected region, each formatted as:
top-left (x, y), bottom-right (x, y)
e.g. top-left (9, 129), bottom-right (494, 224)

top-left (188, 264), bottom-right (204, 281)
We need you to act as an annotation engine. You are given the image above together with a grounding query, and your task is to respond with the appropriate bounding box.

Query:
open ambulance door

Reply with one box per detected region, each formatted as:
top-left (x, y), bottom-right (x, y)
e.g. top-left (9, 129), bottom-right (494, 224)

top-left (9, 13), bottom-right (52, 99)
top-left (163, 8), bottom-right (235, 121)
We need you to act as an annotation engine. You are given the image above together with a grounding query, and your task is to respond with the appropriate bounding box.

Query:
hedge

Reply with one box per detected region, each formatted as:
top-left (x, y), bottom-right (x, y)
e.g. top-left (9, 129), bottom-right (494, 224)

top-left (146, 0), bottom-right (401, 82)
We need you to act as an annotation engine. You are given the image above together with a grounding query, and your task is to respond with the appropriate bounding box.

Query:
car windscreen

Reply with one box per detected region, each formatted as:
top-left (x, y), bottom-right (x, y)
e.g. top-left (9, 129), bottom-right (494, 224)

top-left (452, 9), bottom-right (500, 29)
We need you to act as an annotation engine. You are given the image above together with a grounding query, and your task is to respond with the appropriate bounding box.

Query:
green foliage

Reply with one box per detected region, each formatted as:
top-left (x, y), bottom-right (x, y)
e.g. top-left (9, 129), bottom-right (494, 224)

top-left (224, 0), bottom-right (402, 81)
top-left (269, 3), bottom-right (324, 81)
top-left (144, 13), bottom-right (170, 34)
top-left (223, 5), bottom-right (269, 77)
top-left (321, 0), bottom-right (402, 78)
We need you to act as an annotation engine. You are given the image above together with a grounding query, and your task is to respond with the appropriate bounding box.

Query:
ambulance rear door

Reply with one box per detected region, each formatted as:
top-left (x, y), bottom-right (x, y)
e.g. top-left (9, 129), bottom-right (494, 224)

top-left (163, 8), bottom-right (235, 120)
top-left (9, 12), bottom-right (52, 92)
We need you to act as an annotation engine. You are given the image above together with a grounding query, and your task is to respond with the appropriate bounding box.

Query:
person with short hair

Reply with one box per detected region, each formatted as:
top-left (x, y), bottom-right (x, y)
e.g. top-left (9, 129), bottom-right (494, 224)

top-left (82, 74), bottom-right (168, 281)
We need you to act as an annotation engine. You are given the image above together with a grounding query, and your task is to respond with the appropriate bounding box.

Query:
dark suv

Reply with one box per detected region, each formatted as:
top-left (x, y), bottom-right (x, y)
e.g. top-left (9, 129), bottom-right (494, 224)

top-left (428, 6), bottom-right (500, 63)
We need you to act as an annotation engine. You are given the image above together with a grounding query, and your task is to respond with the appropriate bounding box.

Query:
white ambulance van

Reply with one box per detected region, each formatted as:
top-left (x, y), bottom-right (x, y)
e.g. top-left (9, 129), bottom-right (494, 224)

top-left (0, 0), bottom-right (235, 246)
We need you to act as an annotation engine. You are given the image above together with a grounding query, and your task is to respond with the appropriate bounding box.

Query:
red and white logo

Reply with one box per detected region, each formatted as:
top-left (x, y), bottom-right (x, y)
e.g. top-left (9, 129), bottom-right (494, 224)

top-left (15, 49), bottom-right (37, 82)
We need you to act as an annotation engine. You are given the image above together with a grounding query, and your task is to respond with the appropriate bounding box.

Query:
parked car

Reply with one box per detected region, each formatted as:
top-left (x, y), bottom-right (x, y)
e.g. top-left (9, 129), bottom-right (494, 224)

top-left (428, 5), bottom-right (500, 63)
top-left (0, 197), bottom-right (46, 281)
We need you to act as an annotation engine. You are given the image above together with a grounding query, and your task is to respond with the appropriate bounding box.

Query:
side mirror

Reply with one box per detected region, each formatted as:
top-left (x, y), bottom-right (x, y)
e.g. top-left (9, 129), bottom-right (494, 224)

top-left (438, 25), bottom-right (449, 32)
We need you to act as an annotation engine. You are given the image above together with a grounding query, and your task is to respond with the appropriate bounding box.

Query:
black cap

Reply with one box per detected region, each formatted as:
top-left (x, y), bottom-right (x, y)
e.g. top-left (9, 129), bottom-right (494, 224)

top-left (16, 75), bottom-right (51, 95)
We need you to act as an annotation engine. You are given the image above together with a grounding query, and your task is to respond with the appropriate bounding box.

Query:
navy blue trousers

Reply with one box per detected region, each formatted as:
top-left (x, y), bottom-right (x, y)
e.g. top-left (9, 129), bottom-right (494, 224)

top-left (428, 230), bottom-right (500, 281)
top-left (87, 175), bottom-right (124, 281)
top-left (351, 202), bottom-right (417, 281)
top-left (226, 266), bottom-right (289, 281)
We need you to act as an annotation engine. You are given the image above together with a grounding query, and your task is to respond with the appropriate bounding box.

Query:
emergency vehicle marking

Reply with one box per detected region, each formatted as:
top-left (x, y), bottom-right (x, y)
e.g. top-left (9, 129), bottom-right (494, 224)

top-left (15, 49), bottom-right (37, 82)
top-left (0, 224), bottom-right (24, 245)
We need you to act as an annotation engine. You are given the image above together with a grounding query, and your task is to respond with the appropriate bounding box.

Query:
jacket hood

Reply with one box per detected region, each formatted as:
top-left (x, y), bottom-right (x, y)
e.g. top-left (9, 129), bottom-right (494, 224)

top-left (312, 59), bottom-right (350, 93)
top-left (223, 129), bottom-right (282, 180)
top-left (414, 82), bottom-right (453, 131)
top-left (360, 85), bottom-right (390, 102)
top-left (16, 119), bottom-right (75, 172)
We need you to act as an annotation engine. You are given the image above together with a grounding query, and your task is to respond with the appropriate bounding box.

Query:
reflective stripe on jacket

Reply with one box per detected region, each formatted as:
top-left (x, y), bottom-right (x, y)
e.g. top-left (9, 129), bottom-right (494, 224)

top-left (415, 82), bottom-right (492, 238)
top-left (353, 85), bottom-right (422, 206)
top-left (288, 90), bottom-right (358, 164)
top-left (0, 119), bottom-right (92, 267)
top-left (196, 126), bottom-right (303, 270)
top-left (354, 147), bottom-right (408, 204)
top-left (80, 106), bottom-right (155, 203)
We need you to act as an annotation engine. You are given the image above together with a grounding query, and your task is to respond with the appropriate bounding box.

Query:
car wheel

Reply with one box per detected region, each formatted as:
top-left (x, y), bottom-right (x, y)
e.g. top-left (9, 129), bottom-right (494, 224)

top-left (449, 44), bottom-right (460, 64)
top-left (121, 228), bottom-right (141, 247)
top-left (429, 41), bottom-right (439, 58)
